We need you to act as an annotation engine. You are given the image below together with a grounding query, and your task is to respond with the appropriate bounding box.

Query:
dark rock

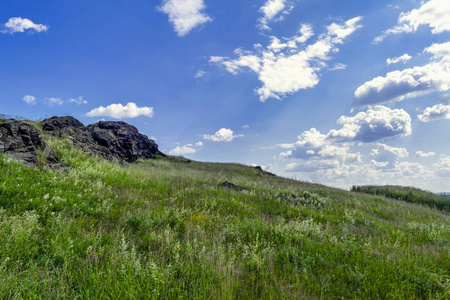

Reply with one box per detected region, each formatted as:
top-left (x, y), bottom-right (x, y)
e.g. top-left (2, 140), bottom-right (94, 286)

top-left (42, 116), bottom-right (165, 163)
top-left (219, 181), bottom-right (248, 191)
top-left (254, 165), bottom-right (276, 176)
top-left (0, 119), bottom-right (59, 166)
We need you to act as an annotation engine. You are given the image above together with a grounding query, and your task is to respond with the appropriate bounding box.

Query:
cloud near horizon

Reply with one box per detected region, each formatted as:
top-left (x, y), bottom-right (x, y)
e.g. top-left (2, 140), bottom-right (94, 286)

top-left (1, 17), bottom-right (48, 34)
top-left (86, 102), bottom-right (154, 119)
top-left (158, 0), bottom-right (212, 36)
top-left (203, 128), bottom-right (243, 142)
top-left (211, 17), bottom-right (362, 102)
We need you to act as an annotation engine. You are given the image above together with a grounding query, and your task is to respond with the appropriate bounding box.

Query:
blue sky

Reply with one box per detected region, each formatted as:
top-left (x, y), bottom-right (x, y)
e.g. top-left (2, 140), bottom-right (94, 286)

top-left (1, 0), bottom-right (449, 192)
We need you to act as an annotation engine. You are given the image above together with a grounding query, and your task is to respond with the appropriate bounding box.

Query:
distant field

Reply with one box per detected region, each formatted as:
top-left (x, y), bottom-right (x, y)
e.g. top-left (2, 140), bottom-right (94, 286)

top-left (351, 185), bottom-right (450, 212)
top-left (0, 133), bottom-right (449, 299)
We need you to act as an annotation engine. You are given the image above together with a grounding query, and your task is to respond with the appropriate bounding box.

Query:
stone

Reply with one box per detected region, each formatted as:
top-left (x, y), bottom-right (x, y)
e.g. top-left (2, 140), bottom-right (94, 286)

top-left (42, 116), bottom-right (165, 162)
top-left (0, 119), bottom-right (59, 166)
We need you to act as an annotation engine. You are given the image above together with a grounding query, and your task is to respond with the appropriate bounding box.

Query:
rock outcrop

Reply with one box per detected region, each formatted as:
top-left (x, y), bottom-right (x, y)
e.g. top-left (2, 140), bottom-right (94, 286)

top-left (42, 116), bottom-right (164, 162)
top-left (0, 119), bottom-right (59, 166)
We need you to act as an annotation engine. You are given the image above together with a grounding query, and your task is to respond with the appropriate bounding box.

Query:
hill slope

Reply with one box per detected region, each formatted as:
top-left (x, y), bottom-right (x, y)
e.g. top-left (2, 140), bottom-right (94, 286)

top-left (1, 129), bottom-right (450, 299)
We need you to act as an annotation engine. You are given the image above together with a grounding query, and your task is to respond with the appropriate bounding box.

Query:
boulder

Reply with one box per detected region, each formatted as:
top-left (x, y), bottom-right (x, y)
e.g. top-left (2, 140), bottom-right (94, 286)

top-left (42, 116), bottom-right (164, 162)
top-left (0, 119), bottom-right (59, 166)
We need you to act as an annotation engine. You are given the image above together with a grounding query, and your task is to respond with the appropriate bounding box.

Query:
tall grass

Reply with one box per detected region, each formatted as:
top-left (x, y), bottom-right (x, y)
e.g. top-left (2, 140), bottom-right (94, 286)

top-left (0, 137), bottom-right (449, 299)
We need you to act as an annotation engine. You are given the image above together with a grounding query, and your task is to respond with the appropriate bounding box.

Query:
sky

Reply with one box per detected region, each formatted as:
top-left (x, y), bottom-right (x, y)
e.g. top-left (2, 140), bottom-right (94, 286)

top-left (1, 0), bottom-right (449, 192)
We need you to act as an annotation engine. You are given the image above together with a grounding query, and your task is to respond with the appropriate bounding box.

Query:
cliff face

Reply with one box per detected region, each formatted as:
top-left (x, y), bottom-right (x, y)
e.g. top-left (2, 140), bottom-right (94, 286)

top-left (0, 116), bottom-right (164, 166)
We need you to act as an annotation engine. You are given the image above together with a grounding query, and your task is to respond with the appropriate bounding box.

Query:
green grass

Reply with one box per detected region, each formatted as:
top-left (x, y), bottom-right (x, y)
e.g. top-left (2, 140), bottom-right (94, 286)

top-left (0, 136), bottom-right (449, 299)
top-left (351, 185), bottom-right (450, 211)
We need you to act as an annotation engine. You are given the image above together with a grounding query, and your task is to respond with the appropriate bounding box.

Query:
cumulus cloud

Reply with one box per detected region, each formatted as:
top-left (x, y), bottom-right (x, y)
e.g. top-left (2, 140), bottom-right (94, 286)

top-left (69, 96), bottom-right (88, 105)
top-left (44, 97), bottom-right (63, 107)
top-left (203, 128), bottom-right (243, 142)
top-left (168, 141), bottom-right (203, 155)
top-left (1, 17), bottom-right (48, 34)
top-left (169, 145), bottom-right (197, 155)
top-left (386, 54), bottom-right (412, 65)
top-left (354, 42), bottom-right (450, 107)
top-left (418, 104), bottom-right (450, 122)
top-left (158, 0), bottom-right (212, 36)
top-left (374, 0), bottom-right (450, 43)
top-left (370, 143), bottom-right (409, 163)
top-left (211, 17), bottom-right (362, 101)
top-left (23, 95), bottom-right (36, 105)
top-left (258, 0), bottom-right (294, 30)
top-left (416, 151), bottom-right (436, 158)
top-left (435, 156), bottom-right (450, 177)
top-left (86, 102), bottom-right (154, 119)
top-left (327, 106), bottom-right (412, 142)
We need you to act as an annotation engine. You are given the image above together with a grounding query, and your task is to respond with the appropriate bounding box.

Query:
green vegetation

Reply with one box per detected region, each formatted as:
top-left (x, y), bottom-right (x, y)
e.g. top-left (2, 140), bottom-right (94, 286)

top-left (0, 136), bottom-right (449, 299)
top-left (351, 185), bottom-right (450, 211)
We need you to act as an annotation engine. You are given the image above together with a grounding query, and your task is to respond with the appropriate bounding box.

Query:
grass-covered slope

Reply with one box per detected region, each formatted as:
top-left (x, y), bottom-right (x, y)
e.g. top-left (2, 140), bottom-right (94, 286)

top-left (351, 185), bottom-right (450, 211)
top-left (1, 137), bottom-right (450, 299)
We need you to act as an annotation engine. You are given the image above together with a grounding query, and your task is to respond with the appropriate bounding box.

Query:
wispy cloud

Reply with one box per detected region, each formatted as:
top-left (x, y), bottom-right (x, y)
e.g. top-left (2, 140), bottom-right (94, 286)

top-left (1, 17), bottom-right (48, 34)
top-left (386, 54), bottom-right (412, 65)
top-left (158, 0), bottom-right (212, 36)
top-left (69, 96), bottom-right (88, 105)
top-left (44, 97), bottom-right (63, 107)
top-left (87, 102), bottom-right (154, 119)
top-left (374, 0), bottom-right (450, 43)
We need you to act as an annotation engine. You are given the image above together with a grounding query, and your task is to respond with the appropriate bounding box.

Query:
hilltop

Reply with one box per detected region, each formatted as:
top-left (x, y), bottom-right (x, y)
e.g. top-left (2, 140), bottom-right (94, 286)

top-left (0, 116), bottom-right (449, 299)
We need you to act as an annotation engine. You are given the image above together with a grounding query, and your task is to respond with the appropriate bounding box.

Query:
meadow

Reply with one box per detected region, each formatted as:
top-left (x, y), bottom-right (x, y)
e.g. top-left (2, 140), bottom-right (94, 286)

top-left (1, 135), bottom-right (449, 299)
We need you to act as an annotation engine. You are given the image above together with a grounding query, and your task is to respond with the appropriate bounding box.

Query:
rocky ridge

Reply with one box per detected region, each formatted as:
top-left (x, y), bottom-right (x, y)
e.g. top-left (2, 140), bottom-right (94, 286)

top-left (0, 116), bottom-right (164, 166)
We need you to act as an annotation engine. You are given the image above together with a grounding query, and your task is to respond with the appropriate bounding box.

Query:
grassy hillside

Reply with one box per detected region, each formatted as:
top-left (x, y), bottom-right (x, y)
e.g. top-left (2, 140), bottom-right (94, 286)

top-left (351, 185), bottom-right (450, 212)
top-left (1, 135), bottom-right (450, 299)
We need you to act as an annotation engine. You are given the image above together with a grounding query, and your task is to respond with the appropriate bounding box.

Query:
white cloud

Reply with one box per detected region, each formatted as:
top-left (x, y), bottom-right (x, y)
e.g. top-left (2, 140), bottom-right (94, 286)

top-left (86, 102), bottom-right (154, 119)
top-left (242, 125), bottom-right (250, 129)
top-left (44, 97), bottom-right (63, 106)
top-left (158, 0), bottom-right (212, 36)
top-left (328, 106), bottom-right (412, 142)
top-left (203, 128), bottom-right (243, 142)
top-left (23, 95), bottom-right (36, 105)
top-left (328, 63), bottom-right (347, 71)
top-left (286, 159), bottom-right (340, 172)
top-left (258, 0), bottom-right (294, 30)
top-left (195, 70), bottom-right (207, 78)
top-left (374, 0), bottom-right (450, 43)
top-left (1, 17), bottom-right (48, 34)
top-left (370, 143), bottom-right (409, 163)
top-left (354, 42), bottom-right (450, 107)
top-left (386, 54), bottom-right (412, 65)
top-left (169, 145), bottom-right (197, 155)
top-left (416, 151), bottom-right (436, 158)
top-left (435, 156), bottom-right (450, 177)
top-left (418, 104), bottom-right (450, 122)
top-left (69, 96), bottom-right (88, 105)
top-left (195, 141), bottom-right (203, 146)
top-left (211, 18), bottom-right (362, 101)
